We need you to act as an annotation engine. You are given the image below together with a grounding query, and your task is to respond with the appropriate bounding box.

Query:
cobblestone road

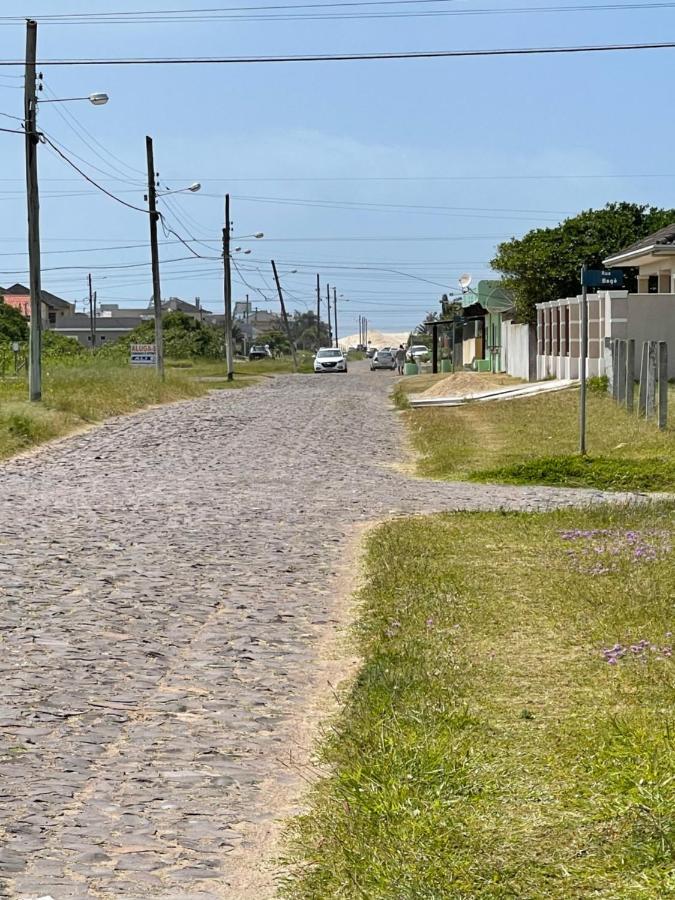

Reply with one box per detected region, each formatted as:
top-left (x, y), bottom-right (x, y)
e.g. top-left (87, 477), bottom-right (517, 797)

top-left (0, 364), bottom-right (642, 899)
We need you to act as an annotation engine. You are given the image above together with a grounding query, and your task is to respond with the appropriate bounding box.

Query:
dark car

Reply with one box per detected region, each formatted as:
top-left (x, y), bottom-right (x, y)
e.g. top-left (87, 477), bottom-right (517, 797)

top-left (248, 344), bottom-right (271, 360)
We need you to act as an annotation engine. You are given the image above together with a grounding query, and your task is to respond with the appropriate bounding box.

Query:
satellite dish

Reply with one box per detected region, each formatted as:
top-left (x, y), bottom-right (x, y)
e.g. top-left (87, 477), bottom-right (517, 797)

top-left (459, 273), bottom-right (472, 291)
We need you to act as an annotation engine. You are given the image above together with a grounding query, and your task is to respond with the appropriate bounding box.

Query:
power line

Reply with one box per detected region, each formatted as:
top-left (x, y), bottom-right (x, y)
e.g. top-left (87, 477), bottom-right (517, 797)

top-left (5, 2), bottom-right (675, 24)
top-left (42, 135), bottom-right (150, 213)
top-left (40, 81), bottom-right (146, 184)
top-left (1, 41), bottom-right (675, 66)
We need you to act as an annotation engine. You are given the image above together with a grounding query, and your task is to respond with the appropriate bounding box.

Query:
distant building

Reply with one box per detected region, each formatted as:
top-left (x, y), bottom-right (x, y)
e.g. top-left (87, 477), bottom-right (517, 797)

top-left (148, 296), bottom-right (213, 320)
top-left (53, 314), bottom-right (142, 348)
top-left (0, 283), bottom-right (75, 326)
top-left (99, 303), bottom-right (152, 321)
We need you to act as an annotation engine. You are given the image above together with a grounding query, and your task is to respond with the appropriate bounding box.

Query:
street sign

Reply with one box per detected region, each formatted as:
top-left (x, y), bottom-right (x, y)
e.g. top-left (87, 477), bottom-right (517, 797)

top-left (130, 343), bottom-right (156, 366)
top-left (582, 268), bottom-right (624, 288)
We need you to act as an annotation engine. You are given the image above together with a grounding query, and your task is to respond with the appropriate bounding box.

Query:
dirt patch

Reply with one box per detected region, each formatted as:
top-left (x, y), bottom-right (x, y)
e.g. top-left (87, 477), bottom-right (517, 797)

top-left (420, 372), bottom-right (523, 399)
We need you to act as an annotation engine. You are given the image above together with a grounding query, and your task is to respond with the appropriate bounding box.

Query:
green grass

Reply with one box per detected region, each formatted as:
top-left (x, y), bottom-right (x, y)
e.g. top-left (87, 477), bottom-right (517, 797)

top-left (399, 385), bottom-right (675, 492)
top-left (282, 504), bottom-right (675, 899)
top-left (0, 358), bottom-right (257, 460)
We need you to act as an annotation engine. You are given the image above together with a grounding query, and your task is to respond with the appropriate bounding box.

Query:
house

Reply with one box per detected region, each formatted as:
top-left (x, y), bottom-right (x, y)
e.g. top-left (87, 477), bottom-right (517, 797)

top-left (535, 224), bottom-right (675, 380)
top-left (150, 297), bottom-right (213, 320)
top-left (233, 299), bottom-right (251, 320)
top-left (99, 303), bottom-right (152, 321)
top-left (1, 283), bottom-right (75, 325)
top-left (53, 314), bottom-right (141, 348)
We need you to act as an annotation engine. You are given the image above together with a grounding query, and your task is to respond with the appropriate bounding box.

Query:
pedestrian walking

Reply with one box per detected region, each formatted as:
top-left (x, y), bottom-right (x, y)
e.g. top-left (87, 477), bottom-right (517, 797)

top-left (395, 344), bottom-right (406, 375)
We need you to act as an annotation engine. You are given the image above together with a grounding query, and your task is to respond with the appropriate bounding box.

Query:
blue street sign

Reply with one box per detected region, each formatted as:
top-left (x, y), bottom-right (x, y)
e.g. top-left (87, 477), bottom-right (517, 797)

top-left (582, 268), bottom-right (624, 288)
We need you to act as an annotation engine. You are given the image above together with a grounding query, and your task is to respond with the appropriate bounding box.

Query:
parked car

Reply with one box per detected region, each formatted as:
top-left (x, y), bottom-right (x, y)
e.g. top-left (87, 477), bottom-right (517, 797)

top-left (314, 347), bottom-right (348, 373)
top-left (366, 346), bottom-right (378, 358)
top-left (408, 344), bottom-right (430, 362)
top-left (249, 344), bottom-right (272, 360)
top-left (371, 348), bottom-right (396, 370)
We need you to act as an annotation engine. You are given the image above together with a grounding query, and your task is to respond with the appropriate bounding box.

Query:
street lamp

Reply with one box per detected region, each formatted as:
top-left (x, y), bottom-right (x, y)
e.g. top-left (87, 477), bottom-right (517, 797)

top-left (37, 92), bottom-right (109, 106)
top-left (157, 182), bottom-right (201, 197)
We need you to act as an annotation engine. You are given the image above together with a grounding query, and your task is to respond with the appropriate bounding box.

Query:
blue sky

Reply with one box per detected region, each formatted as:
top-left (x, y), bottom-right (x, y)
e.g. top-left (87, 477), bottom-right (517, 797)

top-left (0, 1), bottom-right (672, 337)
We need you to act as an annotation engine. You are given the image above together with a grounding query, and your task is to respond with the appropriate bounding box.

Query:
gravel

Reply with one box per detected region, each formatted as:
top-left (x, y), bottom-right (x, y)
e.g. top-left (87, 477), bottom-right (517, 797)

top-left (0, 362), bottom-right (643, 898)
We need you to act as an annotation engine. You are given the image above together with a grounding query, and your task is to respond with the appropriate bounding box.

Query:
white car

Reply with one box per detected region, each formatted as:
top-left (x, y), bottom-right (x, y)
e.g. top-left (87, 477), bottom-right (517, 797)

top-left (408, 344), bottom-right (430, 362)
top-left (314, 347), bottom-right (348, 373)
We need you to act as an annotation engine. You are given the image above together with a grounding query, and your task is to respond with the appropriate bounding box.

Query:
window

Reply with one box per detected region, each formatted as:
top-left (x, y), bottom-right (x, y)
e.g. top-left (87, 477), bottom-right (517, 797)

top-left (563, 306), bottom-right (570, 356)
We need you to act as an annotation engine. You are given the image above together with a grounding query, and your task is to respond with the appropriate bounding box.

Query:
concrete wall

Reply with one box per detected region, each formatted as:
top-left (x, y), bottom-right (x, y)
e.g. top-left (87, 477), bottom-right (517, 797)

top-left (536, 292), bottom-right (675, 379)
top-left (606, 293), bottom-right (675, 378)
top-left (502, 320), bottom-right (536, 381)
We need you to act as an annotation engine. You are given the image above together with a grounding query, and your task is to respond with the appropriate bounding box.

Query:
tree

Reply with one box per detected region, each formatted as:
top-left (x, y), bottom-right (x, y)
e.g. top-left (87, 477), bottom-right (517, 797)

top-left (99, 311), bottom-right (225, 359)
top-left (256, 330), bottom-right (290, 355)
top-left (413, 311), bottom-right (438, 342)
top-left (0, 300), bottom-right (29, 342)
top-left (289, 311), bottom-right (330, 350)
top-left (490, 202), bottom-right (675, 323)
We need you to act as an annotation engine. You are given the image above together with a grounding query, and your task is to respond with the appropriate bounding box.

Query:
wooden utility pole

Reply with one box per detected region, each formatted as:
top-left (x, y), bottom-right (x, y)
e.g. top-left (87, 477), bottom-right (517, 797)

top-left (146, 135), bottom-right (163, 378)
top-left (316, 273), bottom-right (321, 347)
top-left (333, 286), bottom-right (338, 348)
top-left (326, 283), bottom-right (332, 345)
top-left (25, 19), bottom-right (42, 401)
top-left (88, 274), bottom-right (97, 351)
top-left (223, 193), bottom-right (234, 380)
top-left (271, 260), bottom-right (298, 372)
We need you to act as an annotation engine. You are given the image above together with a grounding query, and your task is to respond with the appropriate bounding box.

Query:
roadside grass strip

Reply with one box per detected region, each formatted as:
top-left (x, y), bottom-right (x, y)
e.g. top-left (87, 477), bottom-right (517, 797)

top-left (394, 383), bottom-right (675, 492)
top-left (0, 359), bottom-right (258, 460)
top-left (282, 504), bottom-right (675, 899)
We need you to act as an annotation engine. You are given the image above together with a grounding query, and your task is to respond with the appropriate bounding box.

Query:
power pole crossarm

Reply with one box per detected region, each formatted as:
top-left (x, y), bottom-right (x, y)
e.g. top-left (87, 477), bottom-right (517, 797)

top-left (25, 19), bottom-right (42, 401)
top-left (271, 259), bottom-right (298, 373)
top-left (146, 136), bottom-right (164, 378)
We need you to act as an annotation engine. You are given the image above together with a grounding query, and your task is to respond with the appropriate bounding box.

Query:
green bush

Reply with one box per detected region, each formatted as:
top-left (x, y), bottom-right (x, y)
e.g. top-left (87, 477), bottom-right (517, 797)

top-left (0, 301), bottom-right (29, 342)
top-left (587, 375), bottom-right (609, 393)
top-left (42, 330), bottom-right (84, 358)
top-left (98, 311), bottom-right (225, 360)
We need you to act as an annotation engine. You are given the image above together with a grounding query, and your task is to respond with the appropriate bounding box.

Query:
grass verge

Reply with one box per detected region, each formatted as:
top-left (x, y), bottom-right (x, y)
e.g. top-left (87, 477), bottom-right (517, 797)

top-left (282, 503), bottom-right (675, 899)
top-left (0, 359), bottom-right (257, 460)
top-left (397, 383), bottom-right (675, 491)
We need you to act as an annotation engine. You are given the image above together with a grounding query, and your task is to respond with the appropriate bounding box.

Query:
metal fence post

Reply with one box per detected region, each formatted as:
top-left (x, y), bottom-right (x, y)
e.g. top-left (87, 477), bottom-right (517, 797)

top-left (646, 341), bottom-right (657, 419)
top-left (616, 340), bottom-right (626, 405)
top-left (638, 342), bottom-right (648, 417)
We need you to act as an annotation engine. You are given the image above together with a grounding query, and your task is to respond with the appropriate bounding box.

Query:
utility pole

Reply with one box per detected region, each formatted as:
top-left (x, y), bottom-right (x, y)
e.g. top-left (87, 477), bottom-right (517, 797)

top-left (271, 259), bottom-right (298, 372)
top-left (579, 264), bottom-right (588, 455)
top-left (223, 193), bottom-right (234, 380)
top-left (358, 314), bottom-right (362, 346)
top-left (316, 273), bottom-right (321, 347)
top-left (88, 273), bottom-right (97, 351)
top-left (333, 286), bottom-right (338, 348)
top-left (146, 135), bottom-right (163, 378)
top-left (25, 19), bottom-right (42, 401)
top-left (326, 283), bottom-right (332, 345)
top-left (364, 317), bottom-right (368, 347)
